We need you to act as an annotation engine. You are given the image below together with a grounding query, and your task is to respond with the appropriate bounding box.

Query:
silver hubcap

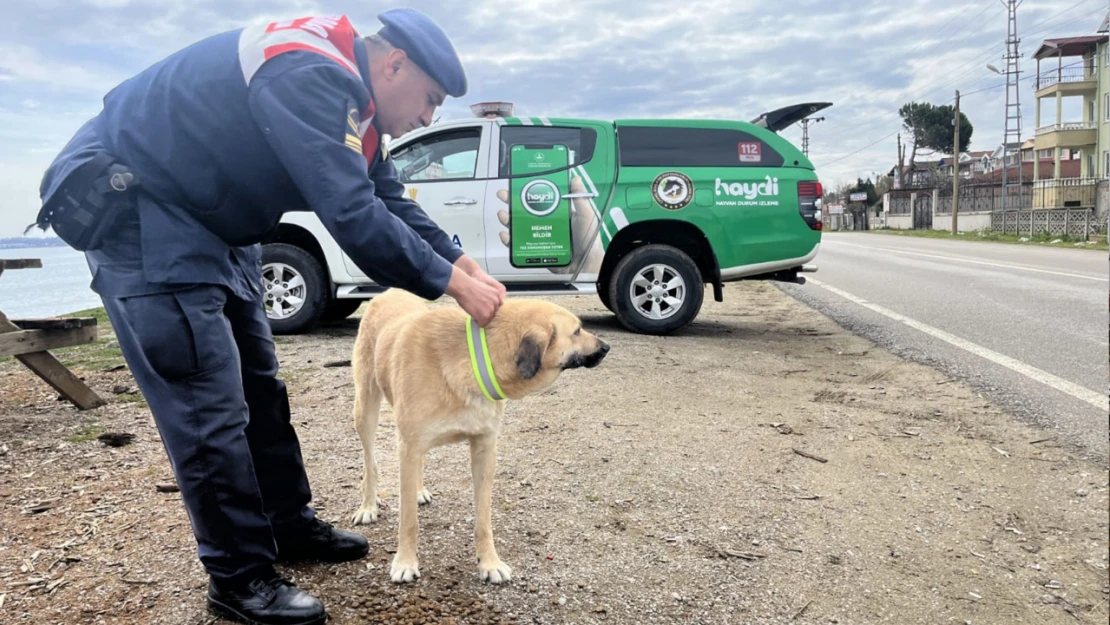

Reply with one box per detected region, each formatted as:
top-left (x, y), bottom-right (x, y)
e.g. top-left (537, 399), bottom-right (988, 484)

top-left (262, 263), bottom-right (307, 320)
top-left (629, 263), bottom-right (685, 321)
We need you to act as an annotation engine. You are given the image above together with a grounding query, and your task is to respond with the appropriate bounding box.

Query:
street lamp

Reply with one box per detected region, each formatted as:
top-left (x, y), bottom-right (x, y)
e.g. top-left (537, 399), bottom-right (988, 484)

top-left (986, 64), bottom-right (1002, 74)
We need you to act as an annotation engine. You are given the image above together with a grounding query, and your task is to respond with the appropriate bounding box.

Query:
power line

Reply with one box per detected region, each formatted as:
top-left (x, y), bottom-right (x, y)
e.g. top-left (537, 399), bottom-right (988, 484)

top-left (959, 59), bottom-right (1084, 97)
top-left (821, 0), bottom-right (1098, 146)
top-left (817, 129), bottom-right (904, 169)
top-left (931, 0), bottom-right (1097, 92)
top-left (897, 1), bottom-right (1001, 69)
top-left (825, 2), bottom-right (1008, 140)
top-left (923, 2), bottom-right (1102, 102)
top-left (776, 4), bottom-right (996, 147)
top-left (925, 1), bottom-right (1099, 98)
top-left (815, 2), bottom-right (1104, 169)
top-left (816, 60), bottom-right (1084, 170)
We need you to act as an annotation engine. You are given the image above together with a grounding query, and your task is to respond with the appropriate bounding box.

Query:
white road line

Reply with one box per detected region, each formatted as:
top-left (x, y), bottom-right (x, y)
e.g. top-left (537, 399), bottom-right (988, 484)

top-left (825, 240), bottom-right (1108, 282)
top-left (808, 277), bottom-right (1109, 411)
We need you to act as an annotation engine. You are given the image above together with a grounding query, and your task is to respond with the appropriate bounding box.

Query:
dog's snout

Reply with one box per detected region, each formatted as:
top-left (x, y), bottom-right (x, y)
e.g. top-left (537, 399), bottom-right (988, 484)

top-left (581, 339), bottom-right (610, 369)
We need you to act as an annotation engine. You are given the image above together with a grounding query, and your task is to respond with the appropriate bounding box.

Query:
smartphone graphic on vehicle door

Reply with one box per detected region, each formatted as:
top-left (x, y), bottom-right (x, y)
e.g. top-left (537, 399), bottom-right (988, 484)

top-left (509, 143), bottom-right (573, 268)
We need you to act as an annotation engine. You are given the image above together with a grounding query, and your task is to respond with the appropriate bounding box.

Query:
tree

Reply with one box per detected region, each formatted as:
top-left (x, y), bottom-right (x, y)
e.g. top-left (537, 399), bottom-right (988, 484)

top-left (928, 104), bottom-right (973, 156)
top-left (874, 174), bottom-right (894, 197)
top-left (835, 180), bottom-right (853, 203)
top-left (898, 101), bottom-right (973, 175)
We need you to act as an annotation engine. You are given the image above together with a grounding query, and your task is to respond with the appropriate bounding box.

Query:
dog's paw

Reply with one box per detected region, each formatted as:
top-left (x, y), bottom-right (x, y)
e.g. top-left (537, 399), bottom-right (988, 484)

top-left (417, 488), bottom-right (433, 506)
top-left (390, 555), bottom-right (421, 584)
top-left (478, 559), bottom-right (513, 584)
top-left (351, 506), bottom-right (378, 525)
top-left (351, 501), bottom-right (380, 525)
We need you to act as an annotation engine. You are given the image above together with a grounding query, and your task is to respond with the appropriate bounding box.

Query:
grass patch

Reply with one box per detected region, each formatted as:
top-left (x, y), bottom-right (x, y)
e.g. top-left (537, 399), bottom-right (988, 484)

top-left (67, 424), bottom-right (107, 443)
top-left (55, 338), bottom-right (124, 372)
top-left (856, 228), bottom-right (1108, 250)
top-left (113, 392), bottom-right (148, 408)
top-left (52, 307), bottom-right (124, 372)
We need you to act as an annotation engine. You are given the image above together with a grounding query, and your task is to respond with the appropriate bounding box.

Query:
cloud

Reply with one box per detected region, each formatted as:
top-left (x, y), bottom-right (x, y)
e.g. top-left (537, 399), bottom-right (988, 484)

top-left (0, 43), bottom-right (131, 94)
top-left (1, 0), bottom-right (1107, 236)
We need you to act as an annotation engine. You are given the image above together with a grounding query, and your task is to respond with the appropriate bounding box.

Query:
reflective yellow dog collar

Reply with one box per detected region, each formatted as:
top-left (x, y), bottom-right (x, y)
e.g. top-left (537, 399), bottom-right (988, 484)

top-left (466, 316), bottom-right (505, 401)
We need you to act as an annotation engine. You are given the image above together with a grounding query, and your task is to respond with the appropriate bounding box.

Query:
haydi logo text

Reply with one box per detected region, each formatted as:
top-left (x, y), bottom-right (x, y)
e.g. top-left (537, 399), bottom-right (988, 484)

top-left (715, 176), bottom-right (779, 200)
top-left (526, 188), bottom-right (555, 204)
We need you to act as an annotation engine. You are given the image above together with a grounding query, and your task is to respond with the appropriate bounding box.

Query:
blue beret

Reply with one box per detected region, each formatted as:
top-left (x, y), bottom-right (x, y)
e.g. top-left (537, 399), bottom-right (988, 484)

top-left (376, 8), bottom-right (467, 98)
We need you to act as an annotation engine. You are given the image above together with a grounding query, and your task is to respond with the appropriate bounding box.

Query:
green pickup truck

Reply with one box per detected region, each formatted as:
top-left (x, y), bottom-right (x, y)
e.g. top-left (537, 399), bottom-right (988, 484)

top-left (262, 102), bottom-right (829, 335)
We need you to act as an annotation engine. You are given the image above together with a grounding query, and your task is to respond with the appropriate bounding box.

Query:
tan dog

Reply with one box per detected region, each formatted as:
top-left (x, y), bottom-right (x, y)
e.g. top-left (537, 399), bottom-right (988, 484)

top-left (349, 288), bottom-right (610, 584)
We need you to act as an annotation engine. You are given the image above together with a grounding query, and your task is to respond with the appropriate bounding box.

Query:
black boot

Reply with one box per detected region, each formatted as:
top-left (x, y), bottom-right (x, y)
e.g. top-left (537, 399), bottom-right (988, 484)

top-left (207, 569), bottom-right (325, 625)
top-left (275, 517), bottom-right (369, 563)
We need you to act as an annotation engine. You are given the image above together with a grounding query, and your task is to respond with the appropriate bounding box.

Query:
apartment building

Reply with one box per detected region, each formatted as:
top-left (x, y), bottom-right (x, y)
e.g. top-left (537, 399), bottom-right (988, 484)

top-left (1031, 18), bottom-right (1108, 209)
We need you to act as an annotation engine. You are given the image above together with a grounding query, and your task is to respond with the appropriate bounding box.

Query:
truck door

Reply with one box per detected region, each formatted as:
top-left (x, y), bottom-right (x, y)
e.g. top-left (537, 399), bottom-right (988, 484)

top-left (483, 121), bottom-right (609, 282)
top-left (341, 123), bottom-right (491, 279)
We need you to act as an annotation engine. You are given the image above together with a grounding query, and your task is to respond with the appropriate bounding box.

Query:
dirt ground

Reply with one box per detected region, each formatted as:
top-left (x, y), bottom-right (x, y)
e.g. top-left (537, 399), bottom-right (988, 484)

top-left (1, 282), bottom-right (1107, 625)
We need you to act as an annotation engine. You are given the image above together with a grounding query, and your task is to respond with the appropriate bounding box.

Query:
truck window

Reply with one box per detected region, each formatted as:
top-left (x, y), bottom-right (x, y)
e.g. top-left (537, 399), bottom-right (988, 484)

top-left (617, 126), bottom-right (785, 168)
top-left (393, 127), bottom-right (482, 183)
top-left (498, 126), bottom-right (597, 178)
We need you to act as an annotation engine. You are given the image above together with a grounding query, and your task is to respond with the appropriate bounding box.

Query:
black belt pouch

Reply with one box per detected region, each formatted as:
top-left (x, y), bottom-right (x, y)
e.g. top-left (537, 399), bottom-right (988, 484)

top-left (31, 152), bottom-right (140, 252)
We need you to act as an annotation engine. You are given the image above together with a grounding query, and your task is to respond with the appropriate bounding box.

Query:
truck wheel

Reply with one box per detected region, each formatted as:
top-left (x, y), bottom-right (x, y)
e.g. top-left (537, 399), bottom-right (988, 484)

top-left (608, 244), bottom-right (703, 335)
top-left (261, 243), bottom-right (328, 335)
top-left (321, 298), bottom-right (364, 322)
top-left (597, 286), bottom-right (614, 313)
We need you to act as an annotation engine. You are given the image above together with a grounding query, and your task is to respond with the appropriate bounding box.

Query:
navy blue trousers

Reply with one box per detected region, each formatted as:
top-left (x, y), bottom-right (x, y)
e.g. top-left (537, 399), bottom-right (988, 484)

top-left (99, 283), bottom-right (315, 582)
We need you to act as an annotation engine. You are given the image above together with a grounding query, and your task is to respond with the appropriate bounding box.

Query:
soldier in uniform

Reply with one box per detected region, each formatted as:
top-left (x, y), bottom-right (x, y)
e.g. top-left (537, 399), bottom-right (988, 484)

top-left (35, 9), bottom-right (502, 625)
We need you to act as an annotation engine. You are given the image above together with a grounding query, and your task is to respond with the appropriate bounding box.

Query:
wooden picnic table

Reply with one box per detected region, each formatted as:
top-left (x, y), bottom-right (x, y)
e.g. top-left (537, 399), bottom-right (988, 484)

top-left (0, 258), bottom-right (107, 410)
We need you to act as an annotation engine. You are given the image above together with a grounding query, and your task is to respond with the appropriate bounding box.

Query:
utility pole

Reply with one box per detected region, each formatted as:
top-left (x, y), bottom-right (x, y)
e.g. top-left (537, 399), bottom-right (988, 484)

top-left (952, 90), bottom-right (961, 235)
top-left (896, 132), bottom-right (905, 189)
top-left (1000, 0), bottom-right (1024, 212)
top-left (800, 116), bottom-right (825, 157)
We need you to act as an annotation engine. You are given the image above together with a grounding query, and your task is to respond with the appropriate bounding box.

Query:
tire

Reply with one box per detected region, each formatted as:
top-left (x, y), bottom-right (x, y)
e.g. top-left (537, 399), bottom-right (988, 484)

top-left (608, 244), bottom-right (704, 335)
top-left (261, 243), bottom-right (329, 335)
top-left (597, 285), bottom-right (614, 313)
top-left (320, 298), bottom-right (364, 323)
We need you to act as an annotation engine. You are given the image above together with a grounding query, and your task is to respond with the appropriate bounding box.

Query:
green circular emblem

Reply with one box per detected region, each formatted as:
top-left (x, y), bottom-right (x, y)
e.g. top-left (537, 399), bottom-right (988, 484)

top-left (652, 171), bottom-right (694, 210)
top-left (520, 179), bottom-right (561, 216)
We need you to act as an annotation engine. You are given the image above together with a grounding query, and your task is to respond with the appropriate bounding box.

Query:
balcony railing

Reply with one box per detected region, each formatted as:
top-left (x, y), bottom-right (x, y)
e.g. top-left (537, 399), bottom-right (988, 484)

top-left (1035, 121), bottom-right (1096, 136)
top-left (1032, 176), bottom-right (1102, 189)
top-left (1034, 65), bottom-right (1096, 90)
top-left (1031, 177), bottom-right (1099, 210)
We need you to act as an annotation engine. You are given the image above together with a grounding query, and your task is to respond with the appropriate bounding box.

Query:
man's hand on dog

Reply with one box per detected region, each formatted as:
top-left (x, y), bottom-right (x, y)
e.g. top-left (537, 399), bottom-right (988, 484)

top-left (445, 265), bottom-right (503, 326)
top-left (454, 255), bottom-right (507, 305)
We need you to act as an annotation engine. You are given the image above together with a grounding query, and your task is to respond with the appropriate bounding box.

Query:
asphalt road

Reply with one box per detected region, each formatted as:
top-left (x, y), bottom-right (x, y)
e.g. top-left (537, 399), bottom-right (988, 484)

top-left (780, 232), bottom-right (1109, 461)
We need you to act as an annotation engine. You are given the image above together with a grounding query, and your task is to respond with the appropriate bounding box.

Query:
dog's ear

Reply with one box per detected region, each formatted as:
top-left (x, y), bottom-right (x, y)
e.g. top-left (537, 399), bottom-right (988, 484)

top-left (515, 325), bottom-right (551, 380)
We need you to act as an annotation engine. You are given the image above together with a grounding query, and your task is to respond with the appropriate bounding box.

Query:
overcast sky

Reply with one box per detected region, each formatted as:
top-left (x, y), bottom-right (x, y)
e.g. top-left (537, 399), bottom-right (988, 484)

top-left (1, 0), bottom-right (1105, 237)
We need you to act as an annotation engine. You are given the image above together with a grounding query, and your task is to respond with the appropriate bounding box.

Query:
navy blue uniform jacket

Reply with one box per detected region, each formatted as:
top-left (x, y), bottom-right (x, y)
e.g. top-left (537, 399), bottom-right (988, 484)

top-left (39, 18), bottom-right (463, 302)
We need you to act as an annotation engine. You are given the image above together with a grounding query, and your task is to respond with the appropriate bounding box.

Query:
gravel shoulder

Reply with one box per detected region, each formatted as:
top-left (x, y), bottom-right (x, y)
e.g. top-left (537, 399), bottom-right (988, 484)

top-left (1, 282), bottom-right (1107, 625)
